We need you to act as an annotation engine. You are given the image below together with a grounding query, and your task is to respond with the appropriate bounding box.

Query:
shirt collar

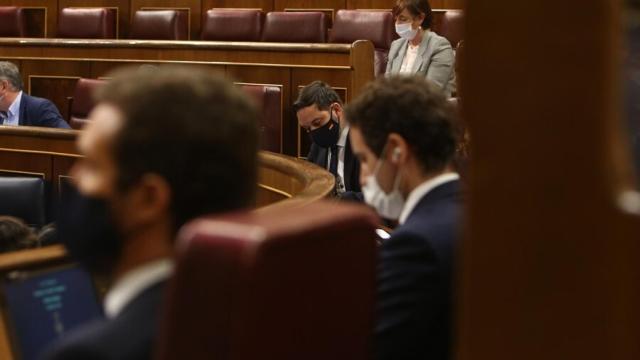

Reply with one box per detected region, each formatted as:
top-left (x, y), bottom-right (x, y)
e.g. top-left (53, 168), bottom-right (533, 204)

top-left (104, 258), bottom-right (173, 318)
top-left (337, 125), bottom-right (349, 147)
top-left (7, 91), bottom-right (22, 117)
top-left (398, 172), bottom-right (460, 224)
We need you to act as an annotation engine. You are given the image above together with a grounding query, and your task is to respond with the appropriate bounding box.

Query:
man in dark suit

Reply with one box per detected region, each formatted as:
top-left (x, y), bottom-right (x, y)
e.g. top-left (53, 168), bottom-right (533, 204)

top-left (293, 81), bottom-right (362, 201)
top-left (346, 75), bottom-right (462, 360)
top-left (42, 66), bottom-right (259, 359)
top-left (0, 61), bottom-right (69, 129)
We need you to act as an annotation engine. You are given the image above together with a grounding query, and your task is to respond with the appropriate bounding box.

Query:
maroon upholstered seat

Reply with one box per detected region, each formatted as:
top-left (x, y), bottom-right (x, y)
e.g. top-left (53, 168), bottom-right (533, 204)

top-left (240, 84), bottom-right (282, 153)
top-left (57, 8), bottom-right (117, 39)
top-left (201, 9), bottom-right (263, 41)
top-left (262, 11), bottom-right (326, 43)
top-left (0, 7), bottom-right (27, 37)
top-left (439, 10), bottom-right (464, 49)
top-left (130, 10), bottom-right (188, 40)
top-left (156, 201), bottom-right (378, 360)
top-left (330, 10), bottom-right (395, 76)
top-left (67, 78), bottom-right (107, 129)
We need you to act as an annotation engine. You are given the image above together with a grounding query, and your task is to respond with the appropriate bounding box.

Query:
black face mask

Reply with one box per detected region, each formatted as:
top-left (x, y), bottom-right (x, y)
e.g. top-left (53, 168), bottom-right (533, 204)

top-left (56, 184), bottom-right (122, 275)
top-left (309, 111), bottom-right (340, 148)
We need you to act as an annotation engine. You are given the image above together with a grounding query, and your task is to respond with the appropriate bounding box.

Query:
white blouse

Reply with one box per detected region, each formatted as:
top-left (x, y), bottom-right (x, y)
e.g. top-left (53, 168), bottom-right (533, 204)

top-left (399, 43), bottom-right (420, 73)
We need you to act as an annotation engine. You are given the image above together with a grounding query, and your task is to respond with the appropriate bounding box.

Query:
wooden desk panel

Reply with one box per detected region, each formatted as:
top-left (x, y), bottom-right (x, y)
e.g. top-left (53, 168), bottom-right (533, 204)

top-left (0, 39), bottom-right (374, 156)
top-left (0, 126), bottom-right (334, 209)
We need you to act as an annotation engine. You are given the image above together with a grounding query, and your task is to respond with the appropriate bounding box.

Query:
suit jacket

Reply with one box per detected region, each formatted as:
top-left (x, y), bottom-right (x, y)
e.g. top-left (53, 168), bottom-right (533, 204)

top-left (307, 135), bottom-right (362, 201)
top-left (41, 281), bottom-right (166, 360)
top-left (376, 180), bottom-right (462, 360)
top-left (386, 31), bottom-right (456, 97)
top-left (19, 93), bottom-right (70, 129)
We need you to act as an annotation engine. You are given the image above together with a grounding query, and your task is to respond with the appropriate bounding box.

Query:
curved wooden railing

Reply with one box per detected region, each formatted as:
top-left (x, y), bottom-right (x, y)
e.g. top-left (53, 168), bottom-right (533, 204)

top-left (0, 125), bottom-right (335, 359)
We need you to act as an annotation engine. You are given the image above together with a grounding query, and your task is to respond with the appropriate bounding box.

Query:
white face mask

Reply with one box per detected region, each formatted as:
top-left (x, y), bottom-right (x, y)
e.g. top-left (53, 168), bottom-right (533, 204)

top-left (362, 149), bottom-right (405, 220)
top-left (395, 22), bottom-right (418, 40)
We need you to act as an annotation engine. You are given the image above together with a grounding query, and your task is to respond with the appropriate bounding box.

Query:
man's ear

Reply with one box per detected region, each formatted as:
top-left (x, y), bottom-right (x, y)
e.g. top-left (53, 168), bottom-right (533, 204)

top-left (128, 174), bottom-right (172, 226)
top-left (386, 133), bottom-right (409, 166)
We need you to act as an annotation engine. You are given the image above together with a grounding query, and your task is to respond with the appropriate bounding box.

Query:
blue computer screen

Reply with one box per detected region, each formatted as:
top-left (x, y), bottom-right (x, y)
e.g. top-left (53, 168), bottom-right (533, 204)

top-left (3, 266), bottom-right (102, 360)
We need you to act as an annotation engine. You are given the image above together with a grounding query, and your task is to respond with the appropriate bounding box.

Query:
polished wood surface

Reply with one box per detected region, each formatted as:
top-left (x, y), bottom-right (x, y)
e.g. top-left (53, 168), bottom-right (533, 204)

top-left (459, 0), bottom-right (640, 359)
top-left (0, 38), bottom-right (374, 156)
top-left (0, 126), bottom-right (335, 208)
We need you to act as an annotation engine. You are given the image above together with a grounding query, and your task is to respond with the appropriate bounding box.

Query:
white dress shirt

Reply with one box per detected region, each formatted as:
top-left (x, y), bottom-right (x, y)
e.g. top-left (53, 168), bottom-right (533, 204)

top-left (327, 125), bottom-right (349, 194)
top-left (104, 258), bottom-right (173, 318)
top-left (398, 172), bottom-right (460, 225)
top-left (0, 91), bottom-right (22, 126)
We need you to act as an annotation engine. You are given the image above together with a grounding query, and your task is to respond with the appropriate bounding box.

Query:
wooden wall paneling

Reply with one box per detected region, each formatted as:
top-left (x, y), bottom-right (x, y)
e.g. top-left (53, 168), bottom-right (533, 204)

top-left (52, 155), bottom-right (77, 200)
top-left (132, 0), bottom-right (200, 39)
top-left (0, 150), bottom-right (52, 181)
top-left (226, 66), bottom-right (294, 154)
top-left (274, 0), bottom-right (344, 29)
top-left (22, 7), bottom-right (47, 37)
top-left (458, 0), bottom-right (640, 359)
top-left (58, 0), bottom-right (130, 38)
top-left (291, 67), bottom-right (349, 157)
top-left (89, 60), bottom-right (225, 78)
top-left (443, 0), bottom-right (463, 9)
top-left (20, 60), bottom-right (91, 122)
top-left (346, 0), bottom-right (393, 10)
top-left (202, 0), bottom-right (273, 12)
top-left (0, 0), bottom-right (56, 36)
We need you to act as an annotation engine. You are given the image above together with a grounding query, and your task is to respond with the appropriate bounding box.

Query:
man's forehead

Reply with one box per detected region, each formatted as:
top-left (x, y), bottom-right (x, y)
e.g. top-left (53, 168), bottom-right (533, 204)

top-left (78, 103), bottom-right (123, 153)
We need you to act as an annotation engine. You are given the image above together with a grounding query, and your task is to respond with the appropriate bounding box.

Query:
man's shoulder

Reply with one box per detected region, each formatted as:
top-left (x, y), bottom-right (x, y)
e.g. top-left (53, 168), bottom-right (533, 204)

top-left (42, 282), bottom-right (166, 360)
top-left (22, 93), bottom-right (53, 108)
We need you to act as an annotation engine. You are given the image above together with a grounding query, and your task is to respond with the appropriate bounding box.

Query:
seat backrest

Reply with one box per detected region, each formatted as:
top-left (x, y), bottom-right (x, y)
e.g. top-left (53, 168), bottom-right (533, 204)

top-left (57, 8), bottom-right (117, 39)
top-left (262, 11), bottom-right (326, 43)
top-left (0, 177), bottom-right (45, 227)
top-left (0, 7), bottom-right (26, 37)
top-left (68, 78), bottom-right (107, 129)
top-left (130, 9), bottom-right (188, 40)
top-left (330, 10), bottom-right (394, 50)
top-left (240, 84), bottom-right (282, 153)
top-left (439, 10), bottom-right (464, 48)
top-left (156, 201), bottom-right (378, 360)
top-left (201, 9), bottom-right (263, 41)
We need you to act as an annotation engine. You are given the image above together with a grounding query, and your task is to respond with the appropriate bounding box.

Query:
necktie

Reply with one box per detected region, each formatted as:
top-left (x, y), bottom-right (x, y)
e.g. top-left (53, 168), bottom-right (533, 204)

top-left (329, 145), bottom-right (339, 176)
top-left (0, 111), bottom-right (6, 125)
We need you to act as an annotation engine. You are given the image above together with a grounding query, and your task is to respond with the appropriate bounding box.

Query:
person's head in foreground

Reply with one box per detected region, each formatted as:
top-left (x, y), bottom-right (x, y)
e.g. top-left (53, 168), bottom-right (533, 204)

top-left (61, 66), bottom-right (259, 276)
top-left (46, 66), bottom-right (259, 359)
top-left (345, 75), bottom-right (457, 220)
top-left (0, 216), bottom-right (38, 252)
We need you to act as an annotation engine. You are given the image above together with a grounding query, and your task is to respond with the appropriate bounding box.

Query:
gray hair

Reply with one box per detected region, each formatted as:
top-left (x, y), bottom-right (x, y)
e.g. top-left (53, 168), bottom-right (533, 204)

top-left (0, 62), bottom-right (23, 91)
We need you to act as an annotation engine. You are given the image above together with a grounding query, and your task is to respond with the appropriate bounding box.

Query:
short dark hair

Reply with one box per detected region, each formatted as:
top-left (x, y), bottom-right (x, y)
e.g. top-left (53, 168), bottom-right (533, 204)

top-left (292, 81), bottom-right (343, 114)
top-left (0, 216), bottom-right (38, 252)
top-left (95, 66), bottom-right (259, 231)
top-left (393, 0), bottom-right (433, 29)
top-left (345, 76), bottom-right (457, 173)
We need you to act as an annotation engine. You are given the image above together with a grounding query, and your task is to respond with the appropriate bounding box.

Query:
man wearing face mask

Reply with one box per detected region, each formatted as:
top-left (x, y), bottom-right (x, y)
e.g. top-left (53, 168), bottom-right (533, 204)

top-left (42, 67), bottom-right (258, 359)
top-left (386, 0), bottom-right (456, 98)
top-left (293, 81), bottom-right (362, 201)
top-left (0, 61), bottom-right (70, 128)
top-left (346, 75), bottom-right (462, 360)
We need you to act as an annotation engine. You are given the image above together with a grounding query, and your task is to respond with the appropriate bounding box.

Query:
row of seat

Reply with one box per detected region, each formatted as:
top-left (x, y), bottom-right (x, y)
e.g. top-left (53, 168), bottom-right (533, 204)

top-left (68, 78), bottom-right (283, 152)
top-left (0, 6), bottom-right (463, 48)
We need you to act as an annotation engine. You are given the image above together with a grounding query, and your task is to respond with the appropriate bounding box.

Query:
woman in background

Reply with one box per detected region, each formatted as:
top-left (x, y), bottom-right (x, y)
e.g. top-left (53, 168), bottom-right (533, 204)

top-left (386, 0), bottom-right (456, 97)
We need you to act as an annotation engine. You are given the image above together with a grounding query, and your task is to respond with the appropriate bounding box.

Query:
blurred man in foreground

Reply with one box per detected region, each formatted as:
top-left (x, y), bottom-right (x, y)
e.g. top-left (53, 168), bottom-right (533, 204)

top-left (43, 67), bottom-right (258, 359)
top-left (346, 75), bottom-right (462, 360)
